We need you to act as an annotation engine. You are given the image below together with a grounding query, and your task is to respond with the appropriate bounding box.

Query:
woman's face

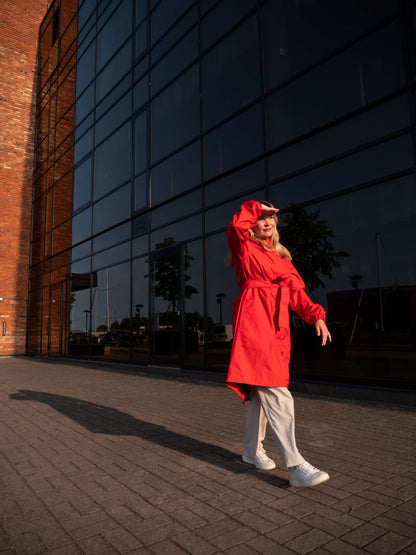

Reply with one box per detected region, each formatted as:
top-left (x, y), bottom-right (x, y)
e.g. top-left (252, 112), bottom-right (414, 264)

top-left (253, 214), bottom-right (276, 239)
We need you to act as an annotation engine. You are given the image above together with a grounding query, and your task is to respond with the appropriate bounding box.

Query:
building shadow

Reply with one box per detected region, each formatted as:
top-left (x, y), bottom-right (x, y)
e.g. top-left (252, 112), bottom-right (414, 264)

top-left (9, 389), bottom-right (289, 488)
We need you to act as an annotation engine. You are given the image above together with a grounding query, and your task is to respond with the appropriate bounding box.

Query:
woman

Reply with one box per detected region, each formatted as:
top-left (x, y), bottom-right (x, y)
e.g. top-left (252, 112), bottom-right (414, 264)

top-left (226, 200), bottom-right (331, 487)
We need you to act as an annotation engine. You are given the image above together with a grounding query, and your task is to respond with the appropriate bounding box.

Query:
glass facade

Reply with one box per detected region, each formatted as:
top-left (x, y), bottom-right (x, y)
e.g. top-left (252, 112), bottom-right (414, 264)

top-left (29, 0), bottom-right (416, 387)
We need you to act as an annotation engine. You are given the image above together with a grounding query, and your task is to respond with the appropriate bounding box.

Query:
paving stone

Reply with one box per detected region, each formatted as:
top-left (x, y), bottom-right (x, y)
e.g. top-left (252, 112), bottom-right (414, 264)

top-left (1, 357), bottom-right (415, 554)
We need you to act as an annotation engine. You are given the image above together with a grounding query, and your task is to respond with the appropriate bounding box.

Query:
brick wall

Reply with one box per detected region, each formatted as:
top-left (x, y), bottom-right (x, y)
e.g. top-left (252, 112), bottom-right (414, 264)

top-left (0, 0), bottom-right (48, 355)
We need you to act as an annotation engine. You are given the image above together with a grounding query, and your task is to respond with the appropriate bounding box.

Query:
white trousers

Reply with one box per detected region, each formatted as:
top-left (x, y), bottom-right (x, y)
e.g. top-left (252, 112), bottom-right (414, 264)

top-left (244, 386), bottom-right (305, 468)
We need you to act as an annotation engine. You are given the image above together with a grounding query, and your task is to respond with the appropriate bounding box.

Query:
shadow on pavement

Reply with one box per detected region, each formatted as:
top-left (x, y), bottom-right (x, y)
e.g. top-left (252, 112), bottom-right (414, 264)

top-left (9, 389), bottom-right (289, 488)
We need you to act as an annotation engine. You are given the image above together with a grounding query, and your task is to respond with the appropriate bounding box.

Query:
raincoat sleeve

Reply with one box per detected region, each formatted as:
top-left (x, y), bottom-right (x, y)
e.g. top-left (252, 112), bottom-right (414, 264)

top-left (288, 264), bottom-right (326, 325)
top-left (227, 200), bottom-right (262, 256)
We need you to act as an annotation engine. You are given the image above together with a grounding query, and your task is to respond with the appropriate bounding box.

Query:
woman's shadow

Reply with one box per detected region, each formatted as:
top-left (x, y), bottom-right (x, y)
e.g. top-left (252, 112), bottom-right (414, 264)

top-left (10, 390), bottom-right (288, 487)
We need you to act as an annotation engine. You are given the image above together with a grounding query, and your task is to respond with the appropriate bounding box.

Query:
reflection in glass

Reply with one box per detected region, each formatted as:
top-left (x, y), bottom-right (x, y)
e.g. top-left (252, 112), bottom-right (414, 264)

top-left (267, 21), bottom-right (405, 149)
top-left (92, 241), bottom-right (131, 271)
top-left (76, 40), bottom-right (95, 98)
top-left (72, 207), bottom-right (92, 245)
top-left (95, 91), bottom-right (132, 145)
top-left (96, 0), bottom-right (132, 71)
top-left (202, 15), bottom-right (260, 129)
top-left (94, 121), bottom-right (132, 199)
top-left (132, 256), bottom-right (149, 362)
top-left (151, 141), bottom-right (201, 206)
top-left (74, 128), bottom-right (93, 165)
top-left (151, 5), bottom-right (197, 64)
top-left (204, 103), bottom-right (263, 180)
top-left (201, 0), bottom-right (256, 51)
top-left (269, 95), bottom-right (410, 180)
top-left (135, 111), bottom-right (147, 175)
top-left (93, 222), bottom-right (130, 253)
top-left (73, 157), bottom-right (92, 210)
top-left (90, 262), bottom-right (131, 360)
top-left (151, 28), bottom-right (198, 94)
top-left (183, 240), bottom-right (204, 367)
top-left (205, 161), bottom-right (264, 207)
top-left (206, 232), bottom-right (239, 369)
top-left (151, 64), bottom-right (200, 163)
top-left (93, 183), bottom-right (131, 235)
top-left (96, 39), bottom-right (132, 103)
top-left (151, 214), bottom-right (202, 247)
top-left (151, 189), bottom-right (201, 228)
top-left (271, 134), bottom-right (414, 208)
top-left (262, 0), bottom-right (397, 90)
top-left (134, 173), bottom-right (147, 211)
top-left (151, 0), bottom-right (195, 44)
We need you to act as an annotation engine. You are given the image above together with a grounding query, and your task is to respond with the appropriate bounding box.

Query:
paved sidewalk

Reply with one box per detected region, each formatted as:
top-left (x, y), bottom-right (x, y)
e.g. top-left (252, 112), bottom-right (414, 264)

top-left (0, 357), bottom-right (415, 554)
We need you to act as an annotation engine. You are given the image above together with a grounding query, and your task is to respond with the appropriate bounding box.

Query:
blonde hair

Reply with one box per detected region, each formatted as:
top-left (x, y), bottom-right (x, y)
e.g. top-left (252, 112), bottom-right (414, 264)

top-left (227, 201), bottom-right (292, 266)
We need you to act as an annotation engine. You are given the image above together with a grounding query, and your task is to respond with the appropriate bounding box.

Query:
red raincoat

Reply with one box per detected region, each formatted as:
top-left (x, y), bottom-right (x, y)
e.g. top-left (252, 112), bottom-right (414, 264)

top-left (226, 200), bottom-right (326, 401)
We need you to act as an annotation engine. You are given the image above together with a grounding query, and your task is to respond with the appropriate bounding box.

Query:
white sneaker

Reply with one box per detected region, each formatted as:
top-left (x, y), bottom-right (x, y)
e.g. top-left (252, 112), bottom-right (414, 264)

top-left (289, 461), bottom-right (330, 487)
top-left (242, 451), bottom-right (276, 470)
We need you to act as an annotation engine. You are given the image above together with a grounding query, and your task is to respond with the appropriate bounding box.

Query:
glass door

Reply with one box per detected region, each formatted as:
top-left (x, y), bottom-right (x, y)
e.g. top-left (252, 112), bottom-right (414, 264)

top-left (150, 244), bottom-right (184, 366)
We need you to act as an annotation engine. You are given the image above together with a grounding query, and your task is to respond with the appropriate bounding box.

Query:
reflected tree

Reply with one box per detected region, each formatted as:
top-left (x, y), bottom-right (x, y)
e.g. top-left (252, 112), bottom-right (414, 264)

top-left (153, 237), bottom-right (198, 313)
top-left (279, 205), bottom-right (349, 291)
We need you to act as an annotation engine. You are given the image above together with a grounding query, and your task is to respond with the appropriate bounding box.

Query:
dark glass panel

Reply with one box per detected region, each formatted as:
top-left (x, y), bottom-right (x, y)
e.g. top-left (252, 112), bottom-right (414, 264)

top-left (71, 241), bottom-right (91, 262)
top-left (75, 82), bottom-right (94, 125)
top-left (135, 20), bottom-right (147, 59)
top-left (76, 40), bottom-right (95, 98)
top-left (151, 190), bottom-right (201, 228)
top-left (78, 0), bottom-right (96, 32)
top-left (271, 134), bottom-right (414, 208)
top-left (72, 207), bottom-right (92, 245)
top-left (92, 241), bottom-right (131, 270)
top-left (151, 64), bottom-right (200, 163)
top-left (151, 5), bottom-right (197, 64)
top-left (135, 110), bottom-right (147, 175)
top-left (201, 0), bottom-right (256, 51)
top-left (74, 128), bottom-right (94, 165)
top-left (263, 0), bottom-right (398, 90)
top-left (132, 256), bottom-right (150, 363)
top-left (136, 0), bottom-right (147, 26)
top-left (95, 91), bottom-right (132, 145)
top-left (93, 222), bottom-right (130, 252)
top-left (90, 261), bottom-right (131, 361)
top-left (204, 103), bottom-right (263, 181)
top-left (68, 285), bottom-right (90, 354)
top-left (134, 173), bottom-right (147, 211)
top-left (269, 95), bottom-right (410, 180)
top-left (93, 183), bottom-right (131, 234)
top-left (78, 23), bottom-right (96, 57)
top-left (134, 74), bottom-right (149, 111)
top-left (267, 21), bottom-right (405, 149)
top-left (202, 15), bottom-right (261, 129)
top-left (71, 257), bottom-right (91, 274)
top-left (134, 54), bottom-right (149, 82)
top-left (206, 232), bottom-right (239, 370)
top-left (151, 141), bottom-right (201, 206)
top-left (96, 39), bottom-right (132, 103)
top-left (133, 213), bottom-right (149, 237)
top-left (205, 161), bottom-right (264, 207)
top-left (151, 0), bottom-right (195, 45)
top-left (151, 214), bottom-right (202, 246)
top-left (133, 236), bottom-right (148, 258)
top-left (183, 240), bottom-right (204, 367)
top-left (205, 191), bottom-right (265, 234)
top-left (96, 74), bottom-right (131, 120)
top-left (278, 176), bottom-right (416, 383)
top-left (151, 28), bottom-right (198, 94)
top-left (94, 121), bottom-right (132, 199)
top-left (97, 0), bottom-right (132, 71)
top-left (73, 157), bottom-right (92, 210)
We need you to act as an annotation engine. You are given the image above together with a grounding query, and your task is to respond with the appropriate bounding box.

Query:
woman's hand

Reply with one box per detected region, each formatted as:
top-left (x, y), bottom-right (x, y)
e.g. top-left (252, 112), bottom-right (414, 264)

top-left (260, 203), bottom-right (279, 215)
top-left (315, 319), bottom-right (332, 346)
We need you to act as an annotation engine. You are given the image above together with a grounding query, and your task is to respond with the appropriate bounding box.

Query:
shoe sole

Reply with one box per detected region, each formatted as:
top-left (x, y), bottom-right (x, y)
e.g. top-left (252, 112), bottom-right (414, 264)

top-left (242, 455), bottom-right (276, 471)
top-left (289, 473), bottom-right (330, 487)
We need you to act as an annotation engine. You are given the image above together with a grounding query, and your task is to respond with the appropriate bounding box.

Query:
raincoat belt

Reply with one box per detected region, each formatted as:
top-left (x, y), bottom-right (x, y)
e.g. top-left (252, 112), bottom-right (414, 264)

top-left (241, 280), bottom-right (290, 331)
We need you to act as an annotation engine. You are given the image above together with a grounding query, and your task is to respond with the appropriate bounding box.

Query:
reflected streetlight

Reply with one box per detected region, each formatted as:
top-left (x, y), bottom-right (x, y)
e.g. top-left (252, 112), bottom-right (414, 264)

top-left (216, 293), bottom-right (226, 324)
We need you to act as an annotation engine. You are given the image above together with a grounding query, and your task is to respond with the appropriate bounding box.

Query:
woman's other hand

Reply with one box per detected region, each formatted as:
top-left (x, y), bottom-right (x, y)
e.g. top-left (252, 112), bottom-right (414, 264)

top-left (315, 319), bottom-right (332, 346)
